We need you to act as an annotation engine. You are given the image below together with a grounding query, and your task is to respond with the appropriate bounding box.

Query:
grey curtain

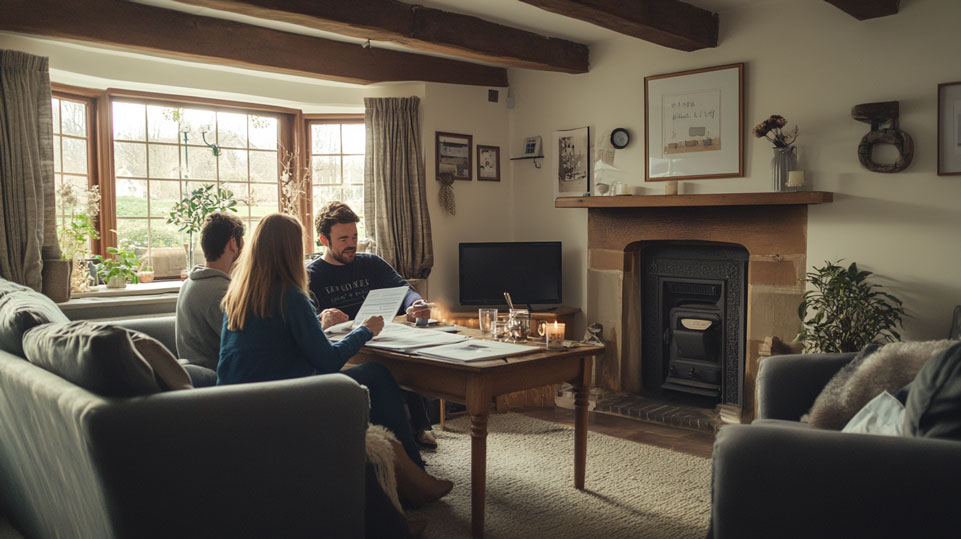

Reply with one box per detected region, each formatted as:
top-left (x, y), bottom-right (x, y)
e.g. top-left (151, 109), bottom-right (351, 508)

top-left (0, 50), bottom-right (58, 290)
top-left (363, 97), bottom-right (433, 279)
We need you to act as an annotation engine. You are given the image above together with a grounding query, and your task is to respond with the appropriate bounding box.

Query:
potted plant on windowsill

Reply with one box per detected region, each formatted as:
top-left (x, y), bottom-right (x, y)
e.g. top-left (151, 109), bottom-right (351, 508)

top-left (166, 184), bottom-right (238, 272)
top-left (95, 247), bottom-right (141, 289)
top-left (137, 264), bottom-right (155, 283)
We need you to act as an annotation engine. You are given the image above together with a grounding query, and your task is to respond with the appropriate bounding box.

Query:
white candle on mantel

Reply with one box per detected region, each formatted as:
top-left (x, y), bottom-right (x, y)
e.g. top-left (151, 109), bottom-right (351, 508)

top-left (787, 170), bottom-right (805, 188)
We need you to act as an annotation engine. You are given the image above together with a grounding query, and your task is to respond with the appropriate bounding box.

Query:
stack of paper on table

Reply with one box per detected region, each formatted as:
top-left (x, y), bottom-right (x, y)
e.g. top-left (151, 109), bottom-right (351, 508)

top-left (413, 339), bottom-right (539, 362)
top-left (362, 323), bottom-right (467, 353)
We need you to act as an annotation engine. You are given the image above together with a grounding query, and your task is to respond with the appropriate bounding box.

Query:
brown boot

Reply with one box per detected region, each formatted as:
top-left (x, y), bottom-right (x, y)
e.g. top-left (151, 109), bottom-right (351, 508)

top-left (391, 439), bottom-right (453, 507)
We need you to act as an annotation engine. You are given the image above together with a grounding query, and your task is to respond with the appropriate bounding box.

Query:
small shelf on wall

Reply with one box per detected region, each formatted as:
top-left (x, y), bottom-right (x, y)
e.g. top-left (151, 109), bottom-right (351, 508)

top-left (510, 155), bottom-right (543, 168)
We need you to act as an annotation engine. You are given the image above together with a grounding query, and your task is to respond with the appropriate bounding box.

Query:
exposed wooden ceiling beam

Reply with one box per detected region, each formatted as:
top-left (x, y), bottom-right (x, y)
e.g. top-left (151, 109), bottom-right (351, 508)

top-left (824, 0), bottom-right (899, 20)
top-left (171, 0), bottom-right (590, 74)
top-left (1, 0), bottom-right (508, 87)
top-left (518, 0), bottom-right (717, 51)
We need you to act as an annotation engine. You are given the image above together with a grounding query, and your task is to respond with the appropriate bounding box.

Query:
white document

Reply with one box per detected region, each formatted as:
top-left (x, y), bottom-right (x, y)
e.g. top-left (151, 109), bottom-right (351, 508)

top-left (414, 339), bottom-right (539, 363)
top-left (364, 323), bottom-right (467, 353)
top-left (324, 286), bottom-right (410, 336)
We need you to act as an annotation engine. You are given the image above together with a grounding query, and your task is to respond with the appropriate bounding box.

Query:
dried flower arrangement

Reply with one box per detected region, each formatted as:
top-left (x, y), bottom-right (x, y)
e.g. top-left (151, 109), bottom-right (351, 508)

top-left (280, 147), bottom-right (310, 216)
top-left (753, 115), bottom-right (799, 148)
top-left (56, 183), bottom-right (102, 292)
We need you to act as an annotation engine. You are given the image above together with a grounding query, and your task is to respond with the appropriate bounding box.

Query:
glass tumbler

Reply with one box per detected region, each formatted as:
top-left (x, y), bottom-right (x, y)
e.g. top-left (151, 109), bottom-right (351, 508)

top-left (478, 308), bottom-right (498, 334)
top-left (507, 309), bottom-right (531, 342)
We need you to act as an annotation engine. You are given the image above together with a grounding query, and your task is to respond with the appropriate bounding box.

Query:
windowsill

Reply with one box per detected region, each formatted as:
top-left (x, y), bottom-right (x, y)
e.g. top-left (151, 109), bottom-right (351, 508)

top-left (58, 281), bottom-right (183, 320)
top-left (68, 280), bottom-right (184, 299)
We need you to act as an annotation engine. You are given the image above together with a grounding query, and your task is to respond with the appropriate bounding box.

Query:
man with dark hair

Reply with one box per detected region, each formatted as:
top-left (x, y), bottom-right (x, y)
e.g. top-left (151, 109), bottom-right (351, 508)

top-left (308, 201), bottom-right (437, 449)
top-left (175, 211), bottom-right (244, 371)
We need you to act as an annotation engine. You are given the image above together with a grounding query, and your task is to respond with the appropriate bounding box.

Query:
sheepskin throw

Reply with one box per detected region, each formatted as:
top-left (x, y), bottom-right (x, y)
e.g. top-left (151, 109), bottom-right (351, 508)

top-left (804, 340), bottom-right (956, 430)
top-left (366, 424), bottom-right (403, 513)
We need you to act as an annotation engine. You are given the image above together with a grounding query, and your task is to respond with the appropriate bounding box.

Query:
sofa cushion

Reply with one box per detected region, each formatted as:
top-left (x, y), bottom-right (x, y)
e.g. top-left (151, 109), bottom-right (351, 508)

top-left (903, 341), bottom-right (961, 440)
top-left (0, 288), bottom-right (69, 358)
top-left (22, 321), bottom-right (192, 397)
top-left (804, 340), bottom-right (955, 430)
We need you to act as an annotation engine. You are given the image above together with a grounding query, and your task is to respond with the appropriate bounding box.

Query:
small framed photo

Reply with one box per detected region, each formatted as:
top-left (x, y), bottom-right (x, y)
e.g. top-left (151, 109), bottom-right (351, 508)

top-left (476, 145), bottom-right (501, 181)
top-left (552, 126), bottom-right (591, 197)
top-left (644, 63), bottom-right (744, 181)
top-left (436, 131), bottom-right (473, 181)
top-left (938, 81), bottom-right (961, 175)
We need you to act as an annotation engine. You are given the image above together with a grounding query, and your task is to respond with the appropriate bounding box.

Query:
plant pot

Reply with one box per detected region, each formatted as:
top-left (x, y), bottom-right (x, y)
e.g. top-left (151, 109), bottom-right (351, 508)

top-left (138, 271), bottom-right (155, 283)
top-left (105, 275), bottom-right (127, 289)
top-left (771, 146), bottom-right (797, 191)
top-left (41, 258), bottom-right (73, 302)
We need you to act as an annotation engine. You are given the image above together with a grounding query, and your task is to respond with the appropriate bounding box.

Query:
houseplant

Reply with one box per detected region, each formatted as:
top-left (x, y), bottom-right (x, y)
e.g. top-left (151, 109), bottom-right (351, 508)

top-left (56, 184), bottom-right (102, 294)
top-left (165, 184), bottom-right (238, 269)
top-left (795, 260), bottom-right (905, 353)
top-left (95, 246), bottom-right (141, 288)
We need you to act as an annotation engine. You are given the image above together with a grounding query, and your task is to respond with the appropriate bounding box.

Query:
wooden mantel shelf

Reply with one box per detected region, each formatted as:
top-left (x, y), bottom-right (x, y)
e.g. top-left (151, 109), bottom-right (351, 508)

top-left (555, 191), bottom-right (833, 208)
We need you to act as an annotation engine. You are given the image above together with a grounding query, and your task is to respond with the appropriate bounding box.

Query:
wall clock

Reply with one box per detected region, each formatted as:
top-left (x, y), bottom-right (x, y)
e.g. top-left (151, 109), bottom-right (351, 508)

top-left (611, 128), bottom-right (630, 149)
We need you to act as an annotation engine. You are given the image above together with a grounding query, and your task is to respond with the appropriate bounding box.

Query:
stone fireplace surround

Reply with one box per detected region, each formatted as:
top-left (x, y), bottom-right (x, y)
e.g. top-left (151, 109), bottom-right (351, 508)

top-left (563, 192), bottom-right (833, 423)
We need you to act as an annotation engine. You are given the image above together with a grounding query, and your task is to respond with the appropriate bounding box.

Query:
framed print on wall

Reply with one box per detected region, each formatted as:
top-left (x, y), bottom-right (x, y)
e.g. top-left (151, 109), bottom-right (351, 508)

top-left (938, 81), bottom-right (961, 175)
top-left (436, 131), bottom-right (473, 181)
top-left (644, 63), bottom-right (744, 182)
top-left (477, 145), bottom-right (501, 181)
top-left (552, 126), bottom-right (591, 197)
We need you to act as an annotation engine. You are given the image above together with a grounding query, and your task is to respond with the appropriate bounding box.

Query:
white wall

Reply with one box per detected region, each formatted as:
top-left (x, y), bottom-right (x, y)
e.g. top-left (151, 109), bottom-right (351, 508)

top-left (506, 0), bottom-right (961, 340)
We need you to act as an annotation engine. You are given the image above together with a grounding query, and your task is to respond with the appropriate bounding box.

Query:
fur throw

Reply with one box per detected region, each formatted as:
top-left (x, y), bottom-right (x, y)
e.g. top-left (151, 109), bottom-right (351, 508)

top-left (804, 340), bottom-right (957, 430)
top-left (366, 424), bottom-right (403, 514)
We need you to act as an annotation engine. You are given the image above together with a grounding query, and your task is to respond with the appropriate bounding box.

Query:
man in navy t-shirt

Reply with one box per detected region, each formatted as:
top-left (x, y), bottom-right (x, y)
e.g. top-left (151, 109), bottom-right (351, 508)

top-left (307, 201), bottom-right (436, 449)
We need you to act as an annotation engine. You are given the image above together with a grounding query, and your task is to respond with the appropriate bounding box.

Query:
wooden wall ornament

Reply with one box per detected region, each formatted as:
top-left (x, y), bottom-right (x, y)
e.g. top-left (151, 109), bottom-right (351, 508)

top-left (851, 101), bottom-right (914, 173)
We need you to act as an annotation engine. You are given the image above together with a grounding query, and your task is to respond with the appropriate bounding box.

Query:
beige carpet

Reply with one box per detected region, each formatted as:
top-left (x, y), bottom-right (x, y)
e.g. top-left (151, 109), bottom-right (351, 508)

top-left (409, 413), bottom-right (711, 539)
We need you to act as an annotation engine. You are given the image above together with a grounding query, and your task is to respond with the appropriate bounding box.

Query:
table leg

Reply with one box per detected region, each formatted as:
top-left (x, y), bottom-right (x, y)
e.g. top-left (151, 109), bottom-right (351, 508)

top-left (470, 412), bottom-right (488, 538)
top-left (573, 371), bottom-right (589, 490)
top-left (439, 398), bottom-right (446, 431)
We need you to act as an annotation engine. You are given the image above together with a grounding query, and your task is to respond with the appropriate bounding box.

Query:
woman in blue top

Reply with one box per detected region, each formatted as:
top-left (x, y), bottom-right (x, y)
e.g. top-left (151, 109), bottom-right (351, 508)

top-left (218, 213), bottom-right (439, 473)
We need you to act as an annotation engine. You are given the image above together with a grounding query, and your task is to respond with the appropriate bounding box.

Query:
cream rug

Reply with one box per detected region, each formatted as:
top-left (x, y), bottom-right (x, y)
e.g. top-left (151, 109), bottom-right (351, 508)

top-left (409, 413), bottom-right (711, 539)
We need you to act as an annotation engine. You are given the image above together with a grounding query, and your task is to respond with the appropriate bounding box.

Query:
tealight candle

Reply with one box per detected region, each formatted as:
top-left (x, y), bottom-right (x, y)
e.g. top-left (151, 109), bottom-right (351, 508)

top-left (544, 321), bottom-right (566, 350)
top-left (787, 170), bottom-right (805, 188)
top-left (664, 181), bottom-right (678, 195)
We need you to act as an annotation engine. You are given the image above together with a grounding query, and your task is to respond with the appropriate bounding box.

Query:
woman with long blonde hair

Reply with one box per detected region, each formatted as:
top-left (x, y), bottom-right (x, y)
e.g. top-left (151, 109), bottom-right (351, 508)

top-left (218, 214), bottom-right (451, 530)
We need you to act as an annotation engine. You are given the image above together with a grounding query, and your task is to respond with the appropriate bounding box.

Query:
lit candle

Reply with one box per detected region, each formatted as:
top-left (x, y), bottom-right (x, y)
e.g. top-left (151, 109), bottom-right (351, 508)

top-left (664, 181), bottom-right (678, 195)
top-left (545, 321), bottom-right (566, 350)
top-left (787, 170), bottom-right (805, 188)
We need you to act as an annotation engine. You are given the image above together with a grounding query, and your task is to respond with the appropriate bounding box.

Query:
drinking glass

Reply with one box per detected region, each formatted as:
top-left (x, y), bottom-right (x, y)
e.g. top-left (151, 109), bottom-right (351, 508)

top-left (507, 309), bottom-right (531, 342)
top-left (478, 308), bottom-right (498, 334)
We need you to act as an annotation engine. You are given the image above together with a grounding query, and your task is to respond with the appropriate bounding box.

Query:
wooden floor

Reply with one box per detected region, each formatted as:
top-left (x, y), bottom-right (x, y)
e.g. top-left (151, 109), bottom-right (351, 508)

top-left (513, 405), bottom-right (716, 459)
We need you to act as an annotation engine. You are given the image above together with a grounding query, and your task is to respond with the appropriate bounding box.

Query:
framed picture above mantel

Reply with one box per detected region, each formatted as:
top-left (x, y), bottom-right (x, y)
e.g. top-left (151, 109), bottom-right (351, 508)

top-left (436, 131), bottom-right (473, 181)
top-left (938, 81), bottom-right (961, 175)
top-left (644, 63), bottom-right (744, 182)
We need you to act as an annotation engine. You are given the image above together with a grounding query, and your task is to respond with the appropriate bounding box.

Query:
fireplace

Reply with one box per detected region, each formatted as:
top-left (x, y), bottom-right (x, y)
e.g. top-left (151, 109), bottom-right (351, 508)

top-left (641, 243), bottom-right (748, 406)
top-left (570, 192), bottom-right (833, 423)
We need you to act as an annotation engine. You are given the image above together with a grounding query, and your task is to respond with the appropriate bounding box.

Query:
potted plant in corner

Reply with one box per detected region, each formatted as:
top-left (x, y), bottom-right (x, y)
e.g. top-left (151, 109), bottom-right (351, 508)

top-left (795, 260), bottom-right (905, 353)
top-left (165, 184), bottom-right (238, 275)
top-left (95, 247), bottom-right (141, 289)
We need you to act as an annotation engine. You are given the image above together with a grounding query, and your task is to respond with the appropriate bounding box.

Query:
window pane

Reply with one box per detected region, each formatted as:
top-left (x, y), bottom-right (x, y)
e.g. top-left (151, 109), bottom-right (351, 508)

top-left (116, 179), bottom-right (149, 217)
top-left (114, 142), bottom-right (147, 177)
top-left (149, 180), bottom-right (181, 217)
top-left (113, 102), bottom-right (146, 141)
top-left (219, 148), bottom-right (248, 181)
top-left (250, 183), bottom-right (278, 217)
top-left (148, 144), bottom-right (181, 179)
top-left (182, 109), bottom-right (216, 146)
top-left (217, 111), bottom-right (248, 148)
top-left (342, 184), bottom-right (364, 214)
top-left (249, 116), bottom-right (277, 150)
top-left (62, 137), bottom-right (88, 174)
top-left (344, 155), bottom-right (364, 185)
top-left (342, 123), bottom-right (365, 154)
top-left (311, 124), bottom-right (340, 154)
top-left (62, 100), bottom-right (86, 137)
top-left (184, 146), bottom-right (216, 181)
top-left (221, 182), bottom-right (249, 209)
top-left (312, 185), bottom-right (342, 206)
top-left (249, 150), bottom-right (278, 182)
top-left (52, 99), bottom-right (61, 135)
top-left (147, 106), bottom-right (181, 143)
top-left (53, 135), bottom-right (61, 172)
top-left (116, 219), bottom-right (150, 252)
top-left (311, 155), bottom-right (340, 185)
top-left (148, 220), bottom-right (185, 249)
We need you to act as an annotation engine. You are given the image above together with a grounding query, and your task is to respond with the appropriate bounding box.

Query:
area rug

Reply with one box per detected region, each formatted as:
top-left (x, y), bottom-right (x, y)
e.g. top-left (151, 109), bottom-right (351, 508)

top-left (408, 413), bottom-right (711, 539)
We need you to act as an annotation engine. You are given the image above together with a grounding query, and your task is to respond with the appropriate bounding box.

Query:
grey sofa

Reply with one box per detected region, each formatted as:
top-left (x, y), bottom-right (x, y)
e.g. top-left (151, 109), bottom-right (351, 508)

top-left (0, 286), bottom-right (369, 538)
top-left (710, 351), bottom-right (961, 538)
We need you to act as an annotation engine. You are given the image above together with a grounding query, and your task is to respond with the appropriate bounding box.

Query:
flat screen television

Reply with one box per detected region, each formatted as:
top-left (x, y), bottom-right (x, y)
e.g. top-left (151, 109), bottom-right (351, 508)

top-left (459, 241), bottom-right (562, 306)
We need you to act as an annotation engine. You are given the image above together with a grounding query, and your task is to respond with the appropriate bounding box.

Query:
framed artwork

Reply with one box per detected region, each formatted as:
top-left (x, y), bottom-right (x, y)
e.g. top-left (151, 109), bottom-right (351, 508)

top-left (477, 145), bottom-right (501, 181)
top-left (938, 81), bottom-right (961, 175)
top-left (644, 63), bottom-right (744, 181)
top-left (436, 131), bottom-right (473, 181)
top-left (552, 126), bottom-right (591, 197)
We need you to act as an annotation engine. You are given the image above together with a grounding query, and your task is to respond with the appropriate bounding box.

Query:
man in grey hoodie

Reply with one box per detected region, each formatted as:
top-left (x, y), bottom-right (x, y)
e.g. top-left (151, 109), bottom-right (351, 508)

top-left (175, 211), bottom-right (245, 371)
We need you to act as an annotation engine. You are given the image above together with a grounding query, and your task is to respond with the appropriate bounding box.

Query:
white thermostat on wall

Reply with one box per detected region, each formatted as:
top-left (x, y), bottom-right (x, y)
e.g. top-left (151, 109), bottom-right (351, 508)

top-left (521, 136), bottom-right (542, 158)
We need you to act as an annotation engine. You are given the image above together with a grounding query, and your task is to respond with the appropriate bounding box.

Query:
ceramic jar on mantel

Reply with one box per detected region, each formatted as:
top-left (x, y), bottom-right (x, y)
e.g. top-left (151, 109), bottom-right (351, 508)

top-left (771, 146), bottom-right (797, 191)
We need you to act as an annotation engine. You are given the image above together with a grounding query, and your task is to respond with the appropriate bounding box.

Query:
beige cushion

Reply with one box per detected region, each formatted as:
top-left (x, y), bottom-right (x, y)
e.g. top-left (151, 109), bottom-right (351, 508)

top-left (22, 321), bottom-right (192, 397)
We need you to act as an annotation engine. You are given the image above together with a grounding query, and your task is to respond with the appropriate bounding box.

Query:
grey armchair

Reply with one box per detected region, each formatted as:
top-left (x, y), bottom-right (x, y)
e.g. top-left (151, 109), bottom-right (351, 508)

top-left (710, 351), bottom-right (961, 539)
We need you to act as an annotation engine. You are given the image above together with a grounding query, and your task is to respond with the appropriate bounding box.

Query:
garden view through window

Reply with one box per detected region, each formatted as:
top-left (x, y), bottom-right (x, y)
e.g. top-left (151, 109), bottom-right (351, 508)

top-left (111, 101), bottom-right (281, 277)
top-left (309, 119), bottom-right (366, 248)
top-left (52, 96), bottom-right (94, 250)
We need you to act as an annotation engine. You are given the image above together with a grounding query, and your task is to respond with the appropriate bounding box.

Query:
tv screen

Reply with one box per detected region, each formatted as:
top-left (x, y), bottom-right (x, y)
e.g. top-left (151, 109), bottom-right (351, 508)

top-left (459, 242), bottom-right (562, 306)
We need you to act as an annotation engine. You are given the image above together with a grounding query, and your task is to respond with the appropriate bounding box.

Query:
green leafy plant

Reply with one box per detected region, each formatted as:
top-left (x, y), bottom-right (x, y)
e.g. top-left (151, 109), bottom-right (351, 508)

top-left (165, 184), bottom-right (238, 267)
top-left (795, 260), bottom-right (905, 353)
top-left (56, 184), bottom-right (101, 260)
top-left (95, 246), bottom-right (141, 286)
